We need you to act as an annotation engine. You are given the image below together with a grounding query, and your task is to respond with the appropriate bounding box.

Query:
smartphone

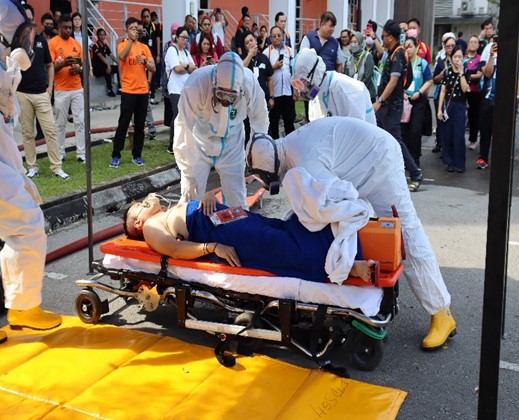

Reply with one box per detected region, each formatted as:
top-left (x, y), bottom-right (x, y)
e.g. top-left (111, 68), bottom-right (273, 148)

top-left (278, 53), bottom-right (284, 62)
top-left (366, 23), bottom-right (373, 33)
top-left (492, 35), bottom-right (498, 44)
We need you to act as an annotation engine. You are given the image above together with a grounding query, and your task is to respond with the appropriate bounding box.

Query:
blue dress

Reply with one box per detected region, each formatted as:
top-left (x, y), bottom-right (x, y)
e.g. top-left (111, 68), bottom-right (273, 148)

top-left (185, 201), bottom-right (335, 283)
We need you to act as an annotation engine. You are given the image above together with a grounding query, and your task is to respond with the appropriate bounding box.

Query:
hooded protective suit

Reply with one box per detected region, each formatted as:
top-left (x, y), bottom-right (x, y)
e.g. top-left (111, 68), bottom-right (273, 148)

top-left (248, 117), bottom-right (450, 315)
top-left (173, 52), bottom-right (269, 207)
top-left (292, 48), bottom-right (376, 124)
top-left (0, 0), bottom-right (46, 310)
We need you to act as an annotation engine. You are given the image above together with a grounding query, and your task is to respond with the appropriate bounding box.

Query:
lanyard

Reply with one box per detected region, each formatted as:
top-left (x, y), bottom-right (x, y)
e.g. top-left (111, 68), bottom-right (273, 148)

top-left (354, 51), bottom-right (366, 74)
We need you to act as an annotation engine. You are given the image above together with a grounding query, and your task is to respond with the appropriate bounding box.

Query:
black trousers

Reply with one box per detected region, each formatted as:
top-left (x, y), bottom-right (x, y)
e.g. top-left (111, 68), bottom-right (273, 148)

top-left (94, 65), bottom-right (120, 90)
top-left (479, 98), bottom-right (494, 162)
top-left (168, 93), bottom-right (180, 146)
top-left (269, 95), bottom-right (295, 139)
top-left (376, 103), bottom-right (421, 180)
top-left (466, 91), bottom-right (482, 144)
top-left (112, 93), bottom-right (149, 159)
top-left (433, 98), bottom-right (442, 147)
top-left (401, 94), bottom-right (427, 167)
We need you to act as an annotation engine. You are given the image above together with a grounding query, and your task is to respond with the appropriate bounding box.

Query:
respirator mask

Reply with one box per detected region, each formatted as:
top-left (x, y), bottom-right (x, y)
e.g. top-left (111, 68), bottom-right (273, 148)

top-left (290, 58), bottom-right (320, 101)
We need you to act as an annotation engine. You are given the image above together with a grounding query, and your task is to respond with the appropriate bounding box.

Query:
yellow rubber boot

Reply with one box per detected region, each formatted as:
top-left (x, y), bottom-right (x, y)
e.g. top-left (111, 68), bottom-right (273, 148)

top-left (422, 308), bottom-right (457, 349)
top-left (8, 307), bottom-right (62, 330)
top-left (0, 330), bottom-right (6, 344)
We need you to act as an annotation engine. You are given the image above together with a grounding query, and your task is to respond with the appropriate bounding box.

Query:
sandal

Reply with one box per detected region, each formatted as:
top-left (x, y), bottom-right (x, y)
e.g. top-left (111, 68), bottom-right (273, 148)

top-left (408, 180), bottom-right (421, 192)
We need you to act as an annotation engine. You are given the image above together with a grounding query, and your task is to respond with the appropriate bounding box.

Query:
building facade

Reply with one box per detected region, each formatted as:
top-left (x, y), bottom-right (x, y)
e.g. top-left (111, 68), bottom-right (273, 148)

top-left (434, 0), bottom-right (498, 53)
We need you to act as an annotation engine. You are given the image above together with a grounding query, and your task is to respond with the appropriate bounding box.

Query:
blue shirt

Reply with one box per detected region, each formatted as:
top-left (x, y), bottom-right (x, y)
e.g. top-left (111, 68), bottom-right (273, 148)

top-left (304, 30), bottom-right (340, 71)
top-left (405, 57), bottom-right (432, 96)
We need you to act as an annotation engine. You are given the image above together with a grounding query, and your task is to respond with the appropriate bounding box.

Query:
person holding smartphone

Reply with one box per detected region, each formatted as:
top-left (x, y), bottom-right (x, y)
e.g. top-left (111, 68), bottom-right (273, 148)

top-left (476, 32), bottom-right (498, 170)
top-left (192, 32), bottom-right (218, 68)
top-left (242, 31), bottom-right (274, 144)
top-left (48, 13), bottom-right (86, 163)
top-left (437, 45), bottom-right (470, 173)
top-left (165, 26), bottom-right (196, 153)
top-left (262, 25), bottom-right (295, 139)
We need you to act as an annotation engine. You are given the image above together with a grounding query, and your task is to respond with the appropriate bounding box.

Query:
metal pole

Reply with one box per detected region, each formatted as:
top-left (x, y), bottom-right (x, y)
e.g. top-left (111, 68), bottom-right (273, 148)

top-left (477, 0), bottom-right (519, 418)
top-left (78, 0), bottom-right (95, 274)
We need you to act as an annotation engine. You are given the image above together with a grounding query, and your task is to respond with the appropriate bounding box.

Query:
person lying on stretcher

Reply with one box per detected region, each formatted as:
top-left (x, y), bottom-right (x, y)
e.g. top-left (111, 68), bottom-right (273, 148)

top-left (123, 192), bottom-right (376, 284)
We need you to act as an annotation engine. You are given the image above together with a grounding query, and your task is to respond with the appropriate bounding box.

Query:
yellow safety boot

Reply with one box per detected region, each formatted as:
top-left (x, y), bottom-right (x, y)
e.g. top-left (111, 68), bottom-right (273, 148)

top-left (0, 330), bottom-right (6, 344)
top-left (422, 308), bottom-right (457, 350)
top-left (8, 306), bottom-right (62, 330)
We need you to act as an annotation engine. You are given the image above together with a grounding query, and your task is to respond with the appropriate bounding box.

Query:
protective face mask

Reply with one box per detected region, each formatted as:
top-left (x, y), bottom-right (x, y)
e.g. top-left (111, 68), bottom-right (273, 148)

top-left (290, 76), bottom-right (320, 101)
top-left (213, 87), bottom-right (239, 107)
top-left (9, 47), bottom-right (31, 71)
top-left (365, 37), bottom-right (375, 46)
top-left (44, 26), bottom-right (54, 36)
top-left (0, 56), bottom-right (22, 124)
top-left (407, 28), bottom-right (418, 38)
top-left (9, 21), bottom-right (35, 68)
top-left (350, 44), bottom-right (361, 54)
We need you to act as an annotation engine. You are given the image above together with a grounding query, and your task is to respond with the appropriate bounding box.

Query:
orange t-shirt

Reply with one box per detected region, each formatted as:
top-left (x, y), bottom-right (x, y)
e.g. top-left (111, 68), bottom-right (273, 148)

top-left (117, 40), bottom-right (153, 94)
top-left (48, 36), bottom-right (83, 91)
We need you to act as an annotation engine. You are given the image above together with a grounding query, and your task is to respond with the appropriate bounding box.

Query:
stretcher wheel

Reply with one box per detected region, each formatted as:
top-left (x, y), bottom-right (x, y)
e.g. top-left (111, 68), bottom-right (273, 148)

top-left (233, 312), bottom-right (262, 356)
top-left (76, 289), bottom-right (103, 324)
top-left (346, 329), bottom-right (383, 371)
top-left (234, 312), bottom-right (260, 328)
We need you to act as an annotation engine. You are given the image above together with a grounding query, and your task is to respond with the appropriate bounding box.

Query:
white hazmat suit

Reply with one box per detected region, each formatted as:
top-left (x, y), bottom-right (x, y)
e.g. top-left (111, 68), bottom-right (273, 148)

top-left (0, 0), bottom-right (45, 310)
top-left (292, 48), bottom-right (376, 124)
top-left (248, 117), bottom-right (451, 316)
top-left (173, 52), bottom-right (269, 207)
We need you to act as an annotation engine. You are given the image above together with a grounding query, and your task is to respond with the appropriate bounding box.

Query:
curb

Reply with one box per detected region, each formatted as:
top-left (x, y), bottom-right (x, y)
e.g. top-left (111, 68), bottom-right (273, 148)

top-left (43, 163), bottom-right (180, 232)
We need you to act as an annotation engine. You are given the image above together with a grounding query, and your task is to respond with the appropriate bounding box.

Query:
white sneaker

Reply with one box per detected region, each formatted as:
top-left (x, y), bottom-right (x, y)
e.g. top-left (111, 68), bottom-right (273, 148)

top-left (52, 168), bottom-right (70, 179)
top-left (27, 167), bottom-right (39, 178)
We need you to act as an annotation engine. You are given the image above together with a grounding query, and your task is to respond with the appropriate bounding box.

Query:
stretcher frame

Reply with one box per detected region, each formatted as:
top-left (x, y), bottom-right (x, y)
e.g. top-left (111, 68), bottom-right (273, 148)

top-left (75, 246), bottom-right (402, 372)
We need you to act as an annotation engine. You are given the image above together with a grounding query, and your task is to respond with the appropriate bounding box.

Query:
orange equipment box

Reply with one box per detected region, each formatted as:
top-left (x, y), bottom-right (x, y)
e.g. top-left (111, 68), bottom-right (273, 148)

top-left (358, 217), bottom-right (402, 272)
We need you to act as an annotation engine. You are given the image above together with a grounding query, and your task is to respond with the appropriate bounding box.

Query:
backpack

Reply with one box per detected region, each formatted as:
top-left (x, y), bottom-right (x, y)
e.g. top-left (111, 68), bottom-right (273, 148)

top-left (161, 44), bottom-right (179, 95)
top-left (390, 45), bottom-right (413, 90)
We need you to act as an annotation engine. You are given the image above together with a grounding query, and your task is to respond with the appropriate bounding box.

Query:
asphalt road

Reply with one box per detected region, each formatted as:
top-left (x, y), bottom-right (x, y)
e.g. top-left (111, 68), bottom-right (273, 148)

top-left (2, 129), bottom-right (519, 419)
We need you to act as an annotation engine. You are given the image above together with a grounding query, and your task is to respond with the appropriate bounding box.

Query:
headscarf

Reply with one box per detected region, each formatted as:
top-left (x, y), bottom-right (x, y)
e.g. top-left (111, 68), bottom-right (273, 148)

top-left (351, 31), bottom-right (365, 59)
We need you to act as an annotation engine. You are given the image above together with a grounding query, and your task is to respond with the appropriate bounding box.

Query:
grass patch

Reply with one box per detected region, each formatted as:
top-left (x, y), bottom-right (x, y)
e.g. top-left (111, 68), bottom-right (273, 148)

top-left (31, 137), bottom-right (174, 202)
top-left (295, 100), bottom-right (305, 117)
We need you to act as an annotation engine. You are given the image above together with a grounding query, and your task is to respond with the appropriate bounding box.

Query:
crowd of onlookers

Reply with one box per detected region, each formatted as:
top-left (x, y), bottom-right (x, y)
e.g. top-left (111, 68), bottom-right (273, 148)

top-left (20, 2), bottom-right (506, 185)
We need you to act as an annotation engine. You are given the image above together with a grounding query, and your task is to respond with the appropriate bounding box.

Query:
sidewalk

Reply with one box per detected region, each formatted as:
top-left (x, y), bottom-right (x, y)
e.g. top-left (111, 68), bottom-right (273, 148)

top-left (13, 94), bottom-right (175, 232)
top-left (14, 94), bottom-right (168, 158)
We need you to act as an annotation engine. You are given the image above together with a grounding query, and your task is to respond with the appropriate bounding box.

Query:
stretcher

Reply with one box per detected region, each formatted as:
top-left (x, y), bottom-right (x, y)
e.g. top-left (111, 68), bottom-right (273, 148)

top-left (75, 227), bottom-right (403, 372)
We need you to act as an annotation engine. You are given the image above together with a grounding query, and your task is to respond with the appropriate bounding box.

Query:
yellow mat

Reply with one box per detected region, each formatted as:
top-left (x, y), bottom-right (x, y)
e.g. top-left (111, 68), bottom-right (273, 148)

top-left (0, 316), bottom-right (406, 419)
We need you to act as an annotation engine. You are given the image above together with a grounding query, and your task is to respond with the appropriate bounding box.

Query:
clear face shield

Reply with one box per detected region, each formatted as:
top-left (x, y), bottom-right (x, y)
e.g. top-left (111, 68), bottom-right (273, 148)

top-left (8, 22), bottom-right (35, 71)
top-left (0, 0), bottom-right (35, 71)
top-left (290, 58), bottom-right (320, 101)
